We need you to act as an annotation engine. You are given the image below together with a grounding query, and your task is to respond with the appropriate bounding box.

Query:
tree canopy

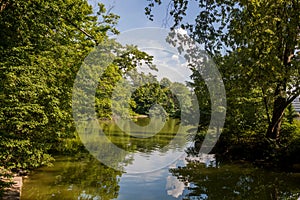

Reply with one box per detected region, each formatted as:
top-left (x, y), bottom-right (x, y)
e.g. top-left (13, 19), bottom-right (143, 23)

top-left (0, 0), bottom-right (120, 170)
top-left (146, 0), bottom-right (300, 140)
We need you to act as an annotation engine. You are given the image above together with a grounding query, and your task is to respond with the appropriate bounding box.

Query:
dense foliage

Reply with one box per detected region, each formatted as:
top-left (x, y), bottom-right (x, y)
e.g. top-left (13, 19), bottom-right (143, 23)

top-left (0, 0), bottom-right (125, 194)
top-left (0, 0), bottom-right (117, 170)
top-left (145, 0), bottom-right (300, 166)
top-left (131, 77), bottom-right (186, 118)
top-left (1, 0), bottom-right (300, 197)
top-left (0, 0), bottom-right (182, 195)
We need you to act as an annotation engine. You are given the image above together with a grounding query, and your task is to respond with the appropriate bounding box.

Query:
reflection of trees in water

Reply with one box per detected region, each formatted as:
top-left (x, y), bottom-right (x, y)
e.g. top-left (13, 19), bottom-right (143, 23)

top-left (170, 162), bottom-right (300, 200)
top-left (76, 120), bottom-right (133, 171)
top-left (23, 118), bottom-right (190, 199)
top-left (100, 118), bottom-right (188, 153)
top-left (56, 156), bottom-right (122, 200)
top-left (22, 155), bottom-right (122, 200)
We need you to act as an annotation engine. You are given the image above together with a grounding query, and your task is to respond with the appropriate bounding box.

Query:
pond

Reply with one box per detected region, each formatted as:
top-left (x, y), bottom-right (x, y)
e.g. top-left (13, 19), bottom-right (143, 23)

top-left (21, 119), bottom-right (300, 200)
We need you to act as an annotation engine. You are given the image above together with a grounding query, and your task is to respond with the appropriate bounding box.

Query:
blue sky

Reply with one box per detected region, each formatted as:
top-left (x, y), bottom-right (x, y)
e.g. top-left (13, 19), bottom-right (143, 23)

top-left (87, 1), bottom-right (201, 83)
top-left (89, 0), bottom-right (170, 31)
top-left (89, 0), bottom-right (199, 31)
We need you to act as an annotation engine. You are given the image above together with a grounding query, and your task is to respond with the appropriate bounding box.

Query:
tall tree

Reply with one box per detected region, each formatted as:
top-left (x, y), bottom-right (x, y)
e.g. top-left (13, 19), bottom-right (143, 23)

top-left (146, 0), bottom-right (300, 140)
top-left (0, 0), bottom-right (118, 170)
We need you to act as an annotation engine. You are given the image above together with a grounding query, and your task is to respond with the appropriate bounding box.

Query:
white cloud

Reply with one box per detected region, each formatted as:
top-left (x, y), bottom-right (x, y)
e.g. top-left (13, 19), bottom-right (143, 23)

top-left (166, 176), bottom-right (187, 198)
top-left (171, 54), bottom-right (179, 61)
top-left (175, 28), bottom-right (188, 35)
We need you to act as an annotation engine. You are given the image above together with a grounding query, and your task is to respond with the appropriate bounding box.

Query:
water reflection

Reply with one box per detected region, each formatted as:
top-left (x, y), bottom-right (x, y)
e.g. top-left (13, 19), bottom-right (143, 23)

top-left (166, 175), bottom-right (186, 198)
top-left (98, 118), bottom-right (191, 173)
top-left (21, 119), bottom-right (300, 200)
top-left (22, 156), bottom-right (122, 200)
top-left (22, 118), bottom-right (190, 199)
top-left (170, 158), bottom-right (300, 200)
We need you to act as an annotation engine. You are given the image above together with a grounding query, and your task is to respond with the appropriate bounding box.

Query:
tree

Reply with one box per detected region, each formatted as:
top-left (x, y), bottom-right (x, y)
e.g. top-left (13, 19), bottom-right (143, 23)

top-left (145, 0), bottom-right (300, 141)
top-left (96, 44), bottom-right (155, 119)
top-left (0, 0), bottom-right (118, 170)
top-left (130, 75), bottom-right (187, 118)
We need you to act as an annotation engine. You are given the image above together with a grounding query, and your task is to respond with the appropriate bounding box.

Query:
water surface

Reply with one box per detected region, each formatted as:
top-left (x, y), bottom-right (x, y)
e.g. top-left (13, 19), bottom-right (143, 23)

top-left (21, 119), bottom-right (300, 199)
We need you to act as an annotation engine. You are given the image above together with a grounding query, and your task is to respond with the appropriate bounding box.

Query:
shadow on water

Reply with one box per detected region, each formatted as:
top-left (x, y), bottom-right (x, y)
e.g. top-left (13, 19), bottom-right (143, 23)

top-left (170, 159), bottom-right (300, 200)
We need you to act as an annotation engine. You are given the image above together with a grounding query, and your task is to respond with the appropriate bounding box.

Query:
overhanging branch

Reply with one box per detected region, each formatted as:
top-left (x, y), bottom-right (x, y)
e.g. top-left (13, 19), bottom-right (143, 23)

top-left (61, 16), bottom-right (98, 46)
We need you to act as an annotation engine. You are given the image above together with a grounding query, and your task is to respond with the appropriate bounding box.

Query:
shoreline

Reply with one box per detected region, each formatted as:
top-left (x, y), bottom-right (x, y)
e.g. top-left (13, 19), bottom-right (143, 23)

top-left (2, 176), bottom-right (22, 200)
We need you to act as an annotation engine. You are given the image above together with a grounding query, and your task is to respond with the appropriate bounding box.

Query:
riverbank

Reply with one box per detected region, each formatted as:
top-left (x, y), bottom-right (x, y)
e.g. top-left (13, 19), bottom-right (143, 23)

top-left (2, 176), bottom-right (22, 200)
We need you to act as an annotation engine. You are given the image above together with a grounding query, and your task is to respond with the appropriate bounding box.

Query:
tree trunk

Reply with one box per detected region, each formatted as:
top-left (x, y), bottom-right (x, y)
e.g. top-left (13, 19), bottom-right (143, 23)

top-left (266, 95), bottom-right (286, 140)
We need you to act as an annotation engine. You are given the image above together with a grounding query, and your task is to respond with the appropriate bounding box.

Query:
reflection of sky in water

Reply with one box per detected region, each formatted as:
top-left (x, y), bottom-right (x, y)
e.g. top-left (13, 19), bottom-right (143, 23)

top-left (186, 154), bottom-right (217, 168)
top-left (117, 169), bottom-right (177, 200)
top-left (123, 150), bottom-right (187, 173)
top-left (118, 165), bottom-right (185, 199)
top-left (117, 153), bottom-right (216, 200)
top-left (166, 176), bottom-right (187, 198)
top-left (123, 140), bottom-right (193, 173)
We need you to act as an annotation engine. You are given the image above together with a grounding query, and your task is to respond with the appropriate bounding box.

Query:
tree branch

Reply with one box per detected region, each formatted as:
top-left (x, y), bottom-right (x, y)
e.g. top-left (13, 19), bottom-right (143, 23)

top-left (61, 16), bottom-right (98, 46)
top-left (261, 87), bottom-right (271, 124)
top-left (287, 91), bottom-right (300, 105)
